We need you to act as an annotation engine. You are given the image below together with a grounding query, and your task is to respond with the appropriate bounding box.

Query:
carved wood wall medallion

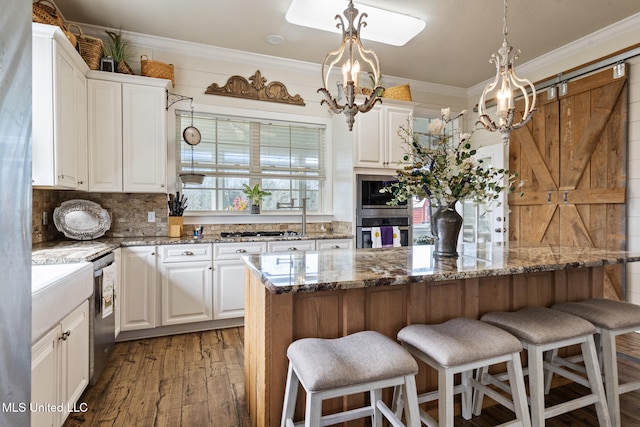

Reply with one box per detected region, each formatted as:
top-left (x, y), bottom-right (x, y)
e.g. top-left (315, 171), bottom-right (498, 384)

top-left (205, 70), bottom-right (305, 106)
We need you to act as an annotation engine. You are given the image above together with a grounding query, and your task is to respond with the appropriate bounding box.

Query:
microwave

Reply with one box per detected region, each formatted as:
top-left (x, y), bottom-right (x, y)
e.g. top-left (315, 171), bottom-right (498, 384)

top-left (356, 174), bottom-right (409, 217)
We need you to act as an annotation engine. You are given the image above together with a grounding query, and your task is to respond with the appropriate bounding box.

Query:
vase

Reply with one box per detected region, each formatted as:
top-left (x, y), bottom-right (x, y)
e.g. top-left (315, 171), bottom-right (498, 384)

top-left (251, 204), bottom-right (260, 214)
top-left (431, 202), bottom-right (462, 258)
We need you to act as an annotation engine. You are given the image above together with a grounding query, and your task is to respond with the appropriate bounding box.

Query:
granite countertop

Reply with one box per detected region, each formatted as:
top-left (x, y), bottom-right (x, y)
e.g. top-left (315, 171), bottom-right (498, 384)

top-left (242, 242), bottom-right (640, 294)
top-left (32, 232), bottom-right (353, 264)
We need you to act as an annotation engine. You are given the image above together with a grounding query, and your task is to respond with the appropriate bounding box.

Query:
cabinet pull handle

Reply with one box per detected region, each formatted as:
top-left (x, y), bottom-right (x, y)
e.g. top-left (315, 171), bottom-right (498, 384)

top-left (235, 249), bottom-right (247, 253)
top-left (563, 191), bottom-right (568, 203)
top-left (331, 245), bottom-right (340, 249)
top-left (59, 330), bottom-right (71, 341)
top-left (547, 191), bottom-right (552, 203)
top-left (182, 251), bottom-right (194, 256)
top-left (288, 247), bottom-right (298, 251)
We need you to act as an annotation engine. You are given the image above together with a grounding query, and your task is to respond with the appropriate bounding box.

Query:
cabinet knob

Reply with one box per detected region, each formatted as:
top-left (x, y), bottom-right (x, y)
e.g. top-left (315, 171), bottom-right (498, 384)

top-left (161, 184), bottom-right (165, 188)
top-left (182, 251), bottom-right (194, 256)
top-left (59, 330), bottom-right (71, 341)
top-left (58, 174), bottom-right (65, 179)
top-left (77, 180), bottom-right (84, 185)
top-left (235, 249), bottom-right (247, 253)
top-left (151, 252), bottom-right (155, 256)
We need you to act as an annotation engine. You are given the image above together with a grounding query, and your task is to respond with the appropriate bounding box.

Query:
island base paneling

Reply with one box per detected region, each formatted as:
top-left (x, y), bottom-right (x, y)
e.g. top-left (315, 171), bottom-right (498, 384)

top-left (244, 266), bottom-right (604, 427)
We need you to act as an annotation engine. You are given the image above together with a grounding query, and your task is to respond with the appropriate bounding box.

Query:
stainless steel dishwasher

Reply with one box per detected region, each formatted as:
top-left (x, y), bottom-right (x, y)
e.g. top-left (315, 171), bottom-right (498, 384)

top-left (90, 252), bottom-right (116, 385)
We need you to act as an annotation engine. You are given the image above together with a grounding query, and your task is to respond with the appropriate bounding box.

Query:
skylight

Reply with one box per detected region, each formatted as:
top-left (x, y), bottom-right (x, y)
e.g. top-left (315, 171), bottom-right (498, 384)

top-left (285, 0), bottom-right (425, 47)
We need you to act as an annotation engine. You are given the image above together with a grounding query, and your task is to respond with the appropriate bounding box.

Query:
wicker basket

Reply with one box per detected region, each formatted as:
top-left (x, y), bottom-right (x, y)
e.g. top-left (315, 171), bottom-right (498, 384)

top-left (32, 0), bottom-right (77, 49)
top-left (68, 24), bottom-right (103, 70)
top-left (382, 84), bottom-right (412, 101)
top-left (140, 55), bottom-right (174, 86)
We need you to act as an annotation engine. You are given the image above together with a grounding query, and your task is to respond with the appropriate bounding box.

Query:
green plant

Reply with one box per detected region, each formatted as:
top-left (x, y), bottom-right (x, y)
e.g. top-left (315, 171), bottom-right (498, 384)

top-left (104, 30), bottom-right (132, 63)
top-left (242, 184), bottom-right (271, 205)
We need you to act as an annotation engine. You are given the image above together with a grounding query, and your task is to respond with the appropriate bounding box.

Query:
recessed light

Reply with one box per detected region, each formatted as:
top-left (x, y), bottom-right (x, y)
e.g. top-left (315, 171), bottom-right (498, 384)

top-left (286, 0), bottom-right (425, 47)
top-left (266, 34), bottom-right (284, 45)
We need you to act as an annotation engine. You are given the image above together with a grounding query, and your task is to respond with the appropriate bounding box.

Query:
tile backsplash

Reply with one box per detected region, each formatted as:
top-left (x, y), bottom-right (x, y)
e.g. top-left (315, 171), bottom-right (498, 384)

top-left (32, 189), bottom-right (351, 244)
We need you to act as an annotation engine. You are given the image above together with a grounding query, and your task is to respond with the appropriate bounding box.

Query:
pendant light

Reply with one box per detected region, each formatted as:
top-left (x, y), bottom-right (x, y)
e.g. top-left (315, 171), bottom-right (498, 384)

top-left (477, 0), bottom-right (537, 144)
top-left (318, 0), bottom-right (383, 131)
top-left (178, 105), bottom-right (205, 185)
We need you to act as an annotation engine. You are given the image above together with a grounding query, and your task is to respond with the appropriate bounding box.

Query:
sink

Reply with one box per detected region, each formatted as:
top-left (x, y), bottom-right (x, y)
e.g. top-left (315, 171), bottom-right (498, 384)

top-left (32, 262), bottom-right (93, 343)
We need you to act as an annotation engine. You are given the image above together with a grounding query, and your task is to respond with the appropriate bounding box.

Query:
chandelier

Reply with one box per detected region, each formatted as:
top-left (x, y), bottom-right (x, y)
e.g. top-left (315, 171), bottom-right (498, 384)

top-left (318, 0), bottom-right (383, 131)
top-left (477, 0), bottom-right (537, 144)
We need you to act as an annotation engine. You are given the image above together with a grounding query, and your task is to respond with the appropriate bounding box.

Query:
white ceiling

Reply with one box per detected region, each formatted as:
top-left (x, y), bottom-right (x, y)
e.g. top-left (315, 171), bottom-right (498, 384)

top-left (57, 0), bottom-right (640, 89)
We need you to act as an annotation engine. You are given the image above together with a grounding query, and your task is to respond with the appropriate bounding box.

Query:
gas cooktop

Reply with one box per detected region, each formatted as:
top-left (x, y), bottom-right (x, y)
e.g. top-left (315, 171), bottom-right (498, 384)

top-left (219, 231), bottom-right (300, 238)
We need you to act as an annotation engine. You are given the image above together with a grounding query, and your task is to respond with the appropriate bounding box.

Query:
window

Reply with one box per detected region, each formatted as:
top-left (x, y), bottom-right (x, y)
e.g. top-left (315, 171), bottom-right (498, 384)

top-left (176, 112), bottom-right (325, 213)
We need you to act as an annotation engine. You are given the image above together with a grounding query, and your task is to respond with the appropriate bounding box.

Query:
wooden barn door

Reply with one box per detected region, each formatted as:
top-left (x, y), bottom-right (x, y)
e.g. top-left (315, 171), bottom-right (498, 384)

top-left (509, 65), bottom-right (628, 298)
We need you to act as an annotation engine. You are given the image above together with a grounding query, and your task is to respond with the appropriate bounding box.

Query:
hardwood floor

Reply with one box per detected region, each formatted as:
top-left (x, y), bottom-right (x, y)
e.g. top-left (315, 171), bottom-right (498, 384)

top-left (65, 328), bottom-right (640, 427)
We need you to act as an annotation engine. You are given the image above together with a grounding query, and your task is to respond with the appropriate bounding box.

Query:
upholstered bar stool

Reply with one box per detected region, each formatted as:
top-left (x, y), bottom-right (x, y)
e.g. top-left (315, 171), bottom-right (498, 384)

top-left (481, 306), bottom-right (612, 427)
top-left (551, 298), bottom-right (640, 427)
top-left (281, 330), bottom-right (421, 427)
top-left (395, 318), bottom-right (531, 427)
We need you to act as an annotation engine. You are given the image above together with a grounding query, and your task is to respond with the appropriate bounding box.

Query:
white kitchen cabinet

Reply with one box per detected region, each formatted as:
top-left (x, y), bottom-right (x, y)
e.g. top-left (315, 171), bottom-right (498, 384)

top-left (213, 242), bottom-right (267, 320)
top-left (316, 238), bottom-right (354, 250)
top-left (353, 103), bottom-right (414, 169)
top-left (158, 244), bottom-right (213, 325)
top-left (32, 23), bottom-right (89, 189)
top-left (114, 248), bottom-right (121, 338)
top-left (267, 240), bottom-right (316, 252)
top-left (31, 300), bottom-right (89, 427)
top-left (87, 72), bottom-right (170, 193)
top-left (121, 246), bottom-right (157, 331)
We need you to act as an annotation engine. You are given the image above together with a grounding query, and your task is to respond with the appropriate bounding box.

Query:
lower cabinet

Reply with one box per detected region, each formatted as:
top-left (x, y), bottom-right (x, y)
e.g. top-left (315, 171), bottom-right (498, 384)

top-left (32, 300), bottom-right (89, 427)
top-left (158, 244), bottom-right (213, 325)
top-left (121, 246), bottom-right (157, 331)
top-left (213, 242), bottom-right (267, 320)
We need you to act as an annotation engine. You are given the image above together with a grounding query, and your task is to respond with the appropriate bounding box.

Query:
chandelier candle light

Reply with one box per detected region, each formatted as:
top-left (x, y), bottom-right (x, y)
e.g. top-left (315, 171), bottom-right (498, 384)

top-left (477, 0), bottom-right (537, 144)
top-left (318, 0), bottom-right (383, 131)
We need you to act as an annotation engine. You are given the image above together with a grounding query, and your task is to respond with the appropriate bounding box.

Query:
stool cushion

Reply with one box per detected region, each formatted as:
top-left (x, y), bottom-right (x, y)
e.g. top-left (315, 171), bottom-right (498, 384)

top-left (287, 331), bottom-right (418, 392)
top-left (481, 306), bottom-right (596, 345)
top-left (552, 298), bottom-right (640, 330)
top-left (397, 318), bottom-right (522, 368)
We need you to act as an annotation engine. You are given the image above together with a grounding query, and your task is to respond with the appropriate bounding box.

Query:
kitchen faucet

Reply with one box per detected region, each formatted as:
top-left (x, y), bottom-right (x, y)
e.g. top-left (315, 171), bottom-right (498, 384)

top-left (276, 198), bottom-right (307, 236)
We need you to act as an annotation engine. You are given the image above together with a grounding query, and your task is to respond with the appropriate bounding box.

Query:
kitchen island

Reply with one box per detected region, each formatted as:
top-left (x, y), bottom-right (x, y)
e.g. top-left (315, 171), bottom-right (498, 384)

top-left (242, 243), bottom-right (640, 427)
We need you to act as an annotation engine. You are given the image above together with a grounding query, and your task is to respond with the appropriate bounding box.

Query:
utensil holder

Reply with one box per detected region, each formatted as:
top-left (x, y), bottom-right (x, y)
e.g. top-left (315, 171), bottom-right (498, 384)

top-left (168, 216), bottom-right (183, 237)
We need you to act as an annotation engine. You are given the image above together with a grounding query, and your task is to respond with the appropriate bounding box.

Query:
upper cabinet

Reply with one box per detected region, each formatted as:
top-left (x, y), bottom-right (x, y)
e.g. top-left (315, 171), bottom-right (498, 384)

top-left (87, 72), bottom-right (170, 192)
top-left (32, 23), bottom-right (89, 189)
top-left (353, 102), bottom-right (415, 169)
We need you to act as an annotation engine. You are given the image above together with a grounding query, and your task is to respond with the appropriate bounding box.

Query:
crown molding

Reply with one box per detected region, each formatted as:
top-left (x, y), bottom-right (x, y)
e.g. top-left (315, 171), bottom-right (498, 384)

top-left (467, 12), bottom-right (640, 99)
top-left (72, 21), bottom-right (467, 98)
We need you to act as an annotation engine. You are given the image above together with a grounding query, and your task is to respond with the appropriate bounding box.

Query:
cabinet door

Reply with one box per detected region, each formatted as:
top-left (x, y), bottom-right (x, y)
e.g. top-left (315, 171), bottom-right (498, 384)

top-left (114, 248), bottom-right (121, 338)
top-left (121, 246), bottom-right (157, 330)
top-left (122, 83), bottom-right (167, 192)
top-left (353, 106), bottom-right (384, 168)
top-left (267, 240), bottom-right (316, 252)
top-left (160, 261), bottom-right (213, 325)
top-left (60, 300), bottom-right (89, 424)
top-left (316, 238), bottom-right (354, 250)
top-left (88, 79), bottom-right (123, 192)
top-left (213, 260), bottom-right (247, 319)
top-left (31, 327), bottom-right (59, 427)
top-left (385, 105), bottom-right (413, 168)
top-left (53, 46), bottom-right (79, 188)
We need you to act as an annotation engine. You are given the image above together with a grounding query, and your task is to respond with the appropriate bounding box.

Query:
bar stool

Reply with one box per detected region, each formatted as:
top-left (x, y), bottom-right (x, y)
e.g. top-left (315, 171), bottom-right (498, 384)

top-left (395, 318), bottom-right (531, 427)
top-left (281, 330), bottom-right (421, 427)
top-left (481, 306), bottom-right (612, 427)
top-left (551, 298), bottom-right (640, 427)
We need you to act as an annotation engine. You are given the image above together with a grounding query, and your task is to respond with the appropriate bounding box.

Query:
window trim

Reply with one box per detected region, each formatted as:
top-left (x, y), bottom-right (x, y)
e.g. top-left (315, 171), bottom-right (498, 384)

top-left (168, 102), bottom-right (333, 220)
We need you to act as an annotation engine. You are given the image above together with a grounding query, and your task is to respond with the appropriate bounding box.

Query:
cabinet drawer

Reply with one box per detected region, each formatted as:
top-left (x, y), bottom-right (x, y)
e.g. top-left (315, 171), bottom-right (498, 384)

top-left (267, 240), bottom-right (315, 252)
top-left (214, 242), bottom-right (267, 260)
top-left (316, 238), bottom-right (354, 250)
top-left (159, 244), bottom-right (212, 263)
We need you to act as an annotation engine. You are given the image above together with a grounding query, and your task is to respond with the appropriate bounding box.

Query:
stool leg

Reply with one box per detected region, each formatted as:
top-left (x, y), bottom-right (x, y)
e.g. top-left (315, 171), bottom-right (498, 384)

top-left (281, 363), bottom-right (299, 427)
top-left (439, 367), bottom-right (455, 427)
top-left (507, 353), bottom-right (532, 427)
top-left (543, 349), bottom-right (558, 394)
top-left (461, 369), bottom-right (473, 419)
top-left (527, 345), bottom-right (546, 427)
top-left (402, 374), bottom-right (421, 427)
top-left (600, 329), bottom-right (620, 427)
top-left (370, 388), bottom-right (383, 427)
top-left (472, 365), bottom-right (487, 416)
top-left (582, 335), bottom-right (613, 427)
top-left (305, 391), bottom-right (322, 427)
